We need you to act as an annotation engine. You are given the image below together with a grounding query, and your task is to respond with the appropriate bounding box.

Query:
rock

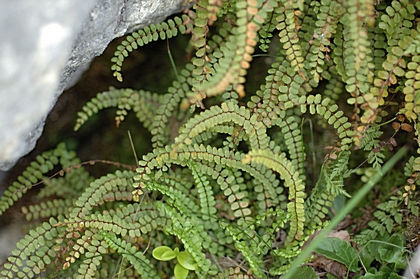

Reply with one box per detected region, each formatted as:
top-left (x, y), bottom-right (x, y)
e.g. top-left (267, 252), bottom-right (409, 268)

top-left (0, 0), bottom-right (186, 171)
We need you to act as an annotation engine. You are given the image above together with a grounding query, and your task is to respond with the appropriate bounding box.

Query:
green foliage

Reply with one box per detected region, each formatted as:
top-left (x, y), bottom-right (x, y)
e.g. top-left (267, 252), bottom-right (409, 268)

top-left (152, 246), bottom-right (197, 279)
top-left (1, 0), bottom-right (420, 278)
top-left (316, 234), bottom-right (409, 278)
top-left (111, 14), bottom-right (194, 82)
top-left (315, 237), bottom-right (359, 272)
top-left (293, 266), bottom-right (320, 279)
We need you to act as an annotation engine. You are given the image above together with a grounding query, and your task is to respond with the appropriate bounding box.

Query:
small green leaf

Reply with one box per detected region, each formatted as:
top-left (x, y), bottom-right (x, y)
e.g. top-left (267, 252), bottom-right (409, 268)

top-left (359, 247), bottom-right (374, 269)
top-left (177, 251), bottom-right (196, 270)
top-left (377, 234), bottom-right (405, 263)
top-left (174, 263), bottom-right (189, 279)
top-left (152, 246), bottom-right (177, 261)
top-left (293, 266), bottom-right (319, 279)
top-left (315, 237), bottom-right (359, 272)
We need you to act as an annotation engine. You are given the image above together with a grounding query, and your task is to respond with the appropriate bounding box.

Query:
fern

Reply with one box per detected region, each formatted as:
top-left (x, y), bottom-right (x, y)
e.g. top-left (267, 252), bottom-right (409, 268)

top-left (354, 195), bottom-right (406, 246)
top-left (243, 149), bottom-right (305, 243)
top-left (101, 231), bottom-right (160, 278)
top-left (111, 14), bottom-right (193, 82)
top-left (0, 143), bottom-right (78, 216)
top-left (2, 0), bottom-right (420, 278)
top-left (75, 87), bottom-right (163, 131)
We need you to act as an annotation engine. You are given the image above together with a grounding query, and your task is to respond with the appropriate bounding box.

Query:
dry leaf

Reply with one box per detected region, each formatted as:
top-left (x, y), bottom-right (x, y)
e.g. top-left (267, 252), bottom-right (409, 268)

top-left (401, 123), bottom-right (413, 132)
top-left (328, 230), bottom-right (351, 242)
top-left (392, 122), bottom-right (400, 131)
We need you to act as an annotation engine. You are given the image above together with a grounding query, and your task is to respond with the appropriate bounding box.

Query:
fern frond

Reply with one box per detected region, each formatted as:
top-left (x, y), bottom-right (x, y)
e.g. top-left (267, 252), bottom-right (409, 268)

top-left (190, 0), bottom-right (212, 95)
top-left (221, 221), bottom-right (270, 279)
top-left (60, 228), bottom-right (106, 278)
top-left (156, 201), bottom-right (213, 276)
top-left (37, 166), bottom-right (93, 199)
top-left (402, 55), bottom-right (420, 121)
top-left (74, 87), bottom-right (162, 132)
top-left (150, 63), bottom-right (195, 148)
top-left (175, 102), bottom-right (269, 150)
top-left (134, 144), bottom-right (284, 219)
top-left (214, 266), bottom-right (258, 279)
top-left (276, 1), bottom-right (304, 73)
top-left (258, 7), bottom-right (278, 52)
top-left (304, 151), bottom-right (350, 228)
top-left (243, 149), bottom-right (305, 242)
top-left (323, 75), bottom-right (345, 101)
top-left (354, 195), bottom-right (406, 245)
top-left (100, 231), bottom-right (160, 278)
top-left (111, 15), bottom-right (193, 82)
top-left (68, 170), bottom-right (135, 220)
top-left (75, 253), bottom-right (103, 279)
top-left (192, 0), bottom-right (276, 100)
top-left (189, 162), bottom-right (218, 222)
top-left (341, 0), bottom-right (374, 121)
top-left (145, 177), bottom-right (202, 219)
top-left (304, 0), bottom-right (343, 85)
top-left (21, 198), bottom-right (74, 221)
top-left (249, 55), bottom-right (311, 121)
top-left (0, 143), bottom-right (75, 216)
top-left (304, 188), bottom-right (333, 227)
top-left (0, 218), bottom-right (62, 279)
top-left (296, 94), bottom-right (354, 151)
top-left (323, 150), bottom-right (351, 196)
top-left (272, 113), bottom-right (306, 180)
top-left (365, 0), bottom-right (416, 125)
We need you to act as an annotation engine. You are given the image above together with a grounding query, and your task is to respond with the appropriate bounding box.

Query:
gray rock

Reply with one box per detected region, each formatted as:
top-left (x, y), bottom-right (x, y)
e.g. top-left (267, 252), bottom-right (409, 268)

top-left (0, 0), bottom-right (186, 171)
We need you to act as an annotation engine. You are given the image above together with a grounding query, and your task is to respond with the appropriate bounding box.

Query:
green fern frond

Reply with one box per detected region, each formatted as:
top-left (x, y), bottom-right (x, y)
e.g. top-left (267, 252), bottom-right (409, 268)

top-left (258, 7), bottom-right (278, 52)
top-left (304, 188), bottom-right (333, 227)
top-left (4, 0), bottom-right (420, 277)
top-left (61, 229), bottom-right (106, 278)
top-left (365, 0), bottom-right (417, 124)
top-left (74, 87), bottom-right (162, 132)
top-left (111, 15), bottom-right (193, 82)
top-left (221, 221), bottom-right (270, 279)
top-left (189, 162), bottom-right (218, 222)
top-left (190, 0), bottom-right (212, 95)
top-left (304, 0), bottom-right (343, 85)
top-left (175, 102), bottom-right (269, 150)
top-left (150, 63), bottom-right (195, 148)
top-left (243, 149), bottom-right (305, 242)
top-left (75, 253), bottom-right (103, 279)
top-left (68, 170), bottom-right (135, 220)
top-left (134, 144), bottom-right (283, 218)
top-left (341, 0), bottom-right (374, 121)
top-left (0, 143), bottom-right (75, 216)
top-left (272, 114), bottom-right (306, 180)
top-left (100, 231), bottom-right (160, 278)
top-left (21, 198), bottom-right (74, 221)
top-left (0, 218), bottom-right (61, 279)
top-left (156, 201), bottom-right (213, 276)
top-left (405, 31), bottom-right (420, 55)
top-left (353, 195), bottom-right (405, 245)
top-left (145, 177), bottom-right (202, 219)
top-left (37, 166), bottom-right (93, 199)
top-left (323, 75), bottom-right (345, 101)
top-left (276, 1), bottom-right (304, 73)
top-left (323, 150), bottom-right (351, 196)
top-left (296, 94), bottom-right (354, 150)
top-left (192, 0), bottom-right (276, 100)
top-left (402, 55), bottom-right (420, 121)
top-left (305, 151), bottom-right (350, 228)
